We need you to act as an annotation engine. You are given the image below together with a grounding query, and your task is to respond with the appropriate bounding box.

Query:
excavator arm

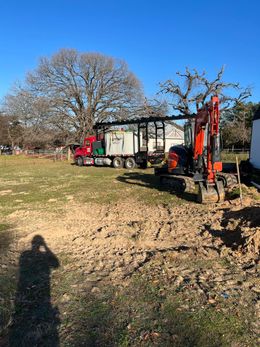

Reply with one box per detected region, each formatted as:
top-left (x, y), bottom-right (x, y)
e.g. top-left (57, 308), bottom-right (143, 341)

top-left (194, 96), bottom-right (224, 203)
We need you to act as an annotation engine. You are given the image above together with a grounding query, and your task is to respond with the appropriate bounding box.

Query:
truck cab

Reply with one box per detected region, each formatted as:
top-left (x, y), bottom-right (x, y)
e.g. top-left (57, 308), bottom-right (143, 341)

top-left (74, 136), bottom-right (96, 166)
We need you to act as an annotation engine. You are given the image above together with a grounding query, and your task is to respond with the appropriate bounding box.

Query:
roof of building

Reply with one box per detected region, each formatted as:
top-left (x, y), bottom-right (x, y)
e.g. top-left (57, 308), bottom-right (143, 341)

top-left (166, 121), bottom-right (184, 131)
top-left (164, 123), bottom-right (184, 138)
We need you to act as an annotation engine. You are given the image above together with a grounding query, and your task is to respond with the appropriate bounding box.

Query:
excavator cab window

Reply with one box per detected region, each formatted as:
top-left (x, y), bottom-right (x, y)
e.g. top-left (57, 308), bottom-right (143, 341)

top-left (212, 134), bottom-right (221, 163)
top-left (184, 121), bottom-right (194, 150)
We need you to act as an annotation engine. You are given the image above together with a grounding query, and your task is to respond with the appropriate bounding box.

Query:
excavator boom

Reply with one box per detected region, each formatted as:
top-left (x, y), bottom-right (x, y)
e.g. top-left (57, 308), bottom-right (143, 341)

top-left (194, 96), bottom-right (224, 203)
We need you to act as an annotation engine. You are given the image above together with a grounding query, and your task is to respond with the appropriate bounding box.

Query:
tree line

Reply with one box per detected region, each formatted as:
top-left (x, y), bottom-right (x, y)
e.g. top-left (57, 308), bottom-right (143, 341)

top-left (0, 49), bottom-right (258, 149)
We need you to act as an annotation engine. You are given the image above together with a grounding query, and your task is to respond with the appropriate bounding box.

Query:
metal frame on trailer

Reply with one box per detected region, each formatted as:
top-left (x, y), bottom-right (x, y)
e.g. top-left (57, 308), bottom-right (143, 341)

top-left (94, 114), bottom-right (195, 155)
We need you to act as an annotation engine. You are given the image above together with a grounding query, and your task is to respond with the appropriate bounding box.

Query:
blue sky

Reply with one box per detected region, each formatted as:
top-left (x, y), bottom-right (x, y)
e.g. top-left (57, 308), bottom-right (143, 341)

top-left (0, 0), bottom-right (259, 103)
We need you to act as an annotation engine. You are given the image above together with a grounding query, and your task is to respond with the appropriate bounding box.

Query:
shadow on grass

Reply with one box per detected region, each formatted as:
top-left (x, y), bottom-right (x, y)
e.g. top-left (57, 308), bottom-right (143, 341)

top-left (8, 235), bottom-right (60, 347)
top-left (117, 172), bottom-right (197, 202)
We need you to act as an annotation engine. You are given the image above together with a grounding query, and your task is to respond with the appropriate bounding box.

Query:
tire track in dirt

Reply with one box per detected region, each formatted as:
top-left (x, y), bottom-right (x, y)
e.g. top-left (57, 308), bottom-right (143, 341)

top-left (6, 197), bottom-right (259, 284)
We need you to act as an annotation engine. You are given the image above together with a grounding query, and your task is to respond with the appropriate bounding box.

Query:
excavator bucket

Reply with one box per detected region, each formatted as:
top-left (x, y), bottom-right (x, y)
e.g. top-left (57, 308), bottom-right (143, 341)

top-left (197, 181), bottom-right (225, 204)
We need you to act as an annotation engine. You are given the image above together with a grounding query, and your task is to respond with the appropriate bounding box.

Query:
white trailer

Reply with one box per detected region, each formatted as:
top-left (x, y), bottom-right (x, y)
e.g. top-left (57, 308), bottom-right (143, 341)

top-left (250, 108), bottom-right (260, 169)
top-left (92, 130), bottom-right (144, 169)
top-left (105, 131), bottom-right (139, 156)
top-left (240, 107), bottom-right (260, 188)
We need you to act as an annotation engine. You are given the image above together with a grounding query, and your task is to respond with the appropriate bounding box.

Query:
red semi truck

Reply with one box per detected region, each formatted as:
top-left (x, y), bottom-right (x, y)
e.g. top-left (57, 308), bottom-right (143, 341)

top-left (74, 130), bottom-right (151, 169)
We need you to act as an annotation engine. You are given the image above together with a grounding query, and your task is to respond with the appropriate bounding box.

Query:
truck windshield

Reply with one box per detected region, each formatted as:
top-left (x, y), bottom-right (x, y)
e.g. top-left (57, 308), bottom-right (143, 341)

top-left (85, 140), bottom-right (90, 146)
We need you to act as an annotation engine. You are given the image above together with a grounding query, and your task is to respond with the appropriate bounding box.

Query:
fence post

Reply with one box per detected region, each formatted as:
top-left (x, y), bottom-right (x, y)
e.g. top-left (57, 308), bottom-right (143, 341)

top-left (236, 156), bottom-right (243, 206)
top-left (67, 147), bottom-right (71, 161)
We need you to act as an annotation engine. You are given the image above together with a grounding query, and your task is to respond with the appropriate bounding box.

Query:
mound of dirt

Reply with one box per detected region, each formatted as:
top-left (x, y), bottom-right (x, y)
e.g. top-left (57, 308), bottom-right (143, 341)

top-left (205, 198), bottom-right (260, 261)
top-left (226, 205), bottom-right (259, 255)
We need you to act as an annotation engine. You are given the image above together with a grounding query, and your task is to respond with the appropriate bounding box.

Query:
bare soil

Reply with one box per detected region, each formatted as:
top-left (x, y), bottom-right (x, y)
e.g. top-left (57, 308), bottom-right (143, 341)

top-left (6, 196), bottom-right (260, 300)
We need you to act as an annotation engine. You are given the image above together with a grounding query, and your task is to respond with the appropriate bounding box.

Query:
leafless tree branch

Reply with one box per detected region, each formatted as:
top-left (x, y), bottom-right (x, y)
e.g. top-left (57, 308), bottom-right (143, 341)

top-left (159, 66), bottom-right (251, 115)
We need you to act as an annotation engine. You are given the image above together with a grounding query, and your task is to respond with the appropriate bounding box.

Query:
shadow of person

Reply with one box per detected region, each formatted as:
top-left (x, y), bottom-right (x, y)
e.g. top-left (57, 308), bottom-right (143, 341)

top-left (9, 235), bottom-right (60, 347)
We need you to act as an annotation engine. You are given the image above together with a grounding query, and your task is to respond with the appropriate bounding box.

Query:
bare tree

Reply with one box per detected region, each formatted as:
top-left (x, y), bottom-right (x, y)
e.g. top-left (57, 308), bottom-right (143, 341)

top-left (4, 89), bottom-right (51, 128)
top-left (7, 118), bottom-right (24, 150)
top-left (0, 113), bottom-right (10, 145)
top-left (22, 49), bottom-right (143, 141)
top-left (3, 88), bottom-right (53, 147)
top-left (159, 66), bottom-right (251, 115)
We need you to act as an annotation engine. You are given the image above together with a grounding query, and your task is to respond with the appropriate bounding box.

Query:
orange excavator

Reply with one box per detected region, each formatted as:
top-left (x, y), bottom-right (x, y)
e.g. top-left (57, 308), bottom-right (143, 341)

top-left (157, 95), bottom-right (236, 203)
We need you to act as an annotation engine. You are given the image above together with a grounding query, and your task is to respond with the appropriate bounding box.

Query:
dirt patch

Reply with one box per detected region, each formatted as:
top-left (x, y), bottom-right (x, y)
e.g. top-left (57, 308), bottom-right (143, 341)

top-left (0, 190), bottom-right (12, 196)
top-left (6, 197), bottom-right (259, 285)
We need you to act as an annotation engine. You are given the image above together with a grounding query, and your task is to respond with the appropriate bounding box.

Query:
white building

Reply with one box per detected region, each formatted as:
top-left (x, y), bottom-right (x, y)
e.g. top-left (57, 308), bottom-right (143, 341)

top-left (148, 122), bottom-right (184, 152)
top-left (250, 107), bottom-right (260, 169)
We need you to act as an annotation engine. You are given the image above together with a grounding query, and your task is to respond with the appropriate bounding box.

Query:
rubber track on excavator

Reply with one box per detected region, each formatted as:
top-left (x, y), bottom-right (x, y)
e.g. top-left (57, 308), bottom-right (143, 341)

top-left (159, 175), bottom-right (196, 193)
top-left (217, 173), bottom-right (238, 188)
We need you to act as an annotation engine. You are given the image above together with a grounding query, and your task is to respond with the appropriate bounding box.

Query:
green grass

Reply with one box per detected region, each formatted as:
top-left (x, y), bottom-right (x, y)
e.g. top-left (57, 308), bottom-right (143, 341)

top-left (50, 267), bottom-right (255, 347)
top-left (0, 156), bottom-right (180, 218)
top-left (221, 151), bottom-right (249, 163)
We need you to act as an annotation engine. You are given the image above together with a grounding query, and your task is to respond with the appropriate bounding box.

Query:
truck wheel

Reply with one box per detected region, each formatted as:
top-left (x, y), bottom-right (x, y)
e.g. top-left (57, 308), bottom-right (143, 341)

top-left (76, 156), bottom-right (84, 166)
top-left (125, 157), bottom-right (136, 169)
top-left (112, 157), bottom-right (124, 169)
